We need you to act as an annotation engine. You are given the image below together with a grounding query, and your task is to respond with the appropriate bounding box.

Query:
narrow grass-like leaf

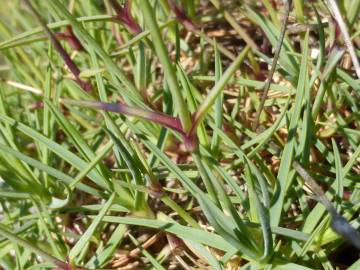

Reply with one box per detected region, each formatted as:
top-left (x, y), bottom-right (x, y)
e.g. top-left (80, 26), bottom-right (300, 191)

top-left (194, 46), bottom-right (250, 129)
top-left (197, 192), bottom-right (260, 259)
top-left (184, 239), bottom-right (225, 270)
top-left (177, 64), bottom-right (209, 146)
top-left (99, 215), bottom-right (235, 252)
top-left (69, 193), bottom-right (115, 261)
top-left (270, 30), bottom-right (309, 227)
top-left (243, 159), bottom-right (273, 261)
top-left (85, 224), bottom-right (127, 268)
top-left (128, 233), bottom-right (166, 270)
top-left (211, 41), bottom-right (223, 155)
top-left (106, 129), bottom-right (146, 211)
top-left (70, 141), bottom-right (113, 190)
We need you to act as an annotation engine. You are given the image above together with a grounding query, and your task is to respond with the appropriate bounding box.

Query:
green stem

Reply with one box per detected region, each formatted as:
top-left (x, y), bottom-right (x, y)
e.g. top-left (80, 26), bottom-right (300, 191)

top-left (141, 0), bottom-right (192, 132)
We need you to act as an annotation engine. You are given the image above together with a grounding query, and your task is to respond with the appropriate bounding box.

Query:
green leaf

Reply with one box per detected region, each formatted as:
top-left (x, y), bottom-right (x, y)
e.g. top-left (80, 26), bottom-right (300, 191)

top-left (85, 224), bottom-right (127, 268)
top-left (69, 193), bottom-right (116, 261)
top-left (98, 215), bottom-right (235, 252)
top-left (194, 46), bottom-right (250, 127)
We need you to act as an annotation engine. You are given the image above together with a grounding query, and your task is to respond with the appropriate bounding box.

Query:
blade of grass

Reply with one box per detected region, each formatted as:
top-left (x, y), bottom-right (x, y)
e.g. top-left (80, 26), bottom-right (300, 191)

top-left (99, 215), bottom-right (235, 252)
top-left (69, 192), bottom-right (116, 261)
top-left (128, 233), bottom-right (166, 270)
top-left (243, 158), bottom-right (273, 262)
top-left (193, 46), bottom-right (250, 130)
top-left (106, 129), bottom-right (146, 211)
top-left (85, 224), bottom-right (126, 268)
top-left (331, 138), bottom-right (343, 211)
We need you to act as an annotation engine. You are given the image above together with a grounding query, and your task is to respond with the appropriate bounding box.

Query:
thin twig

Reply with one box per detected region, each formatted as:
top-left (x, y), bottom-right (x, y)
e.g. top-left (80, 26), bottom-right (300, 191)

top-left (325, 0), bottom-right (360, 79)
top-left (253, 0), bottom-right (292, 130)
top-left (293, 161), bottom-right (360, 250)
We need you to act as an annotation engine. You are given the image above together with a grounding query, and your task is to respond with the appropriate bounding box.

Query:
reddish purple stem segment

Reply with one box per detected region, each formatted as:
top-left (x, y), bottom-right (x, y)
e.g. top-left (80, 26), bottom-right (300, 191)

top-left (56, 26), bottom-right (84, 51)
top-left (64, 99), bottom-right (200, 152)
top-left (109, 0), bottom-right (141, 35)
top-left (64, 100), bottom-right (184, 134)
top-left (167, 0), bottom-right (197, 31)
top-left (24, 0), bottom-right (92, 93)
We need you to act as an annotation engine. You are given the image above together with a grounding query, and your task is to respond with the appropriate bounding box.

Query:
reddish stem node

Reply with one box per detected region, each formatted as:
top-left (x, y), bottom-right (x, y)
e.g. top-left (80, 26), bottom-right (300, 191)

top-left (109, 0), bottom-right (141, 35)
top-left (167, 0), bottom-right (198, 32)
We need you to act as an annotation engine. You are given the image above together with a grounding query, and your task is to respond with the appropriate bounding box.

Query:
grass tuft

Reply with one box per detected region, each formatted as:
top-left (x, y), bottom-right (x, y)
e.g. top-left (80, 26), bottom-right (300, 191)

top-left (0, 0), bottom-right (359, 269)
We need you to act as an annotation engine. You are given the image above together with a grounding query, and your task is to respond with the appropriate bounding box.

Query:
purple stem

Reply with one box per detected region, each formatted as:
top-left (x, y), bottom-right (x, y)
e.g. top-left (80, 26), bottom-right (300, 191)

top-left (109, 0), bottom-right (141, 35)
top-left (23, 0), bottom-right (92, 92)
top-left (167, 0), bottom-right (197, 32)
top-left (64, 26), bottom-right (84, 51)
top-left (63, 99), bottom-right (185, 134)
